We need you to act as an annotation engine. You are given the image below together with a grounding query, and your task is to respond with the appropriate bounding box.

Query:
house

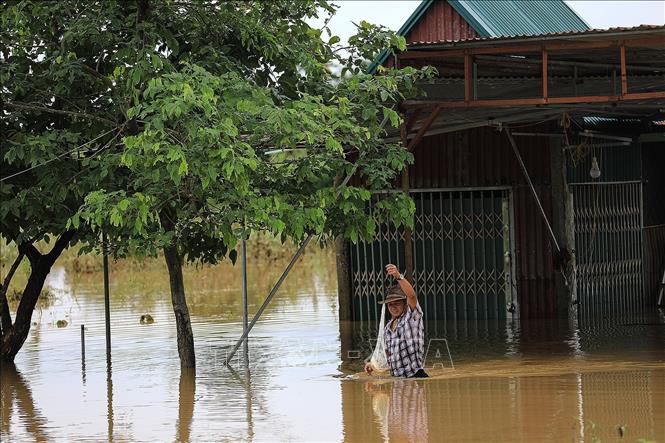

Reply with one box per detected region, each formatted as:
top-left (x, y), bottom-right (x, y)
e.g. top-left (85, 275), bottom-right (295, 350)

top-left (336, 0), bottom-right (665, 326)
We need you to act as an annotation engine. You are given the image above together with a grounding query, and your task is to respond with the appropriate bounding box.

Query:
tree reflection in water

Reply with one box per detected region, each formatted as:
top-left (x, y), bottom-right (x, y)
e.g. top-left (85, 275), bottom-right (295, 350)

top-left (0, 362), bottom-right (49, 442)
top-left (176, 368), bottom-right (195, 442)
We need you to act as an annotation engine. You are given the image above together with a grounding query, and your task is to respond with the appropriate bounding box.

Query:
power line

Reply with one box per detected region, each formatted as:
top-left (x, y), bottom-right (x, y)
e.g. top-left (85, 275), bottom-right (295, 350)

top-left (0, 127), bottom-right (119, 182)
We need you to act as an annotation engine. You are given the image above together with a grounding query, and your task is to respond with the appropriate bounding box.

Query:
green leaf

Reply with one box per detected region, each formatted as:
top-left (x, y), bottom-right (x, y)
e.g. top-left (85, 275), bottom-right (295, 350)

top-left (118, 199), bottom-right (130, 211)
top-left (325, 137), bottom-right (343, 153)
top-left (229, 249), bottom-right (238, 264)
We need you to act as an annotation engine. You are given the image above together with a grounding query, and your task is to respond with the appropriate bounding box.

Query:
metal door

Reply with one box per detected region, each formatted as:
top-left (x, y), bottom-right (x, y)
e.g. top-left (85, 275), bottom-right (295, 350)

top-left (571, 181), bottom-right (644, 319)
top-left (350, 188), bottom-right (514, 322)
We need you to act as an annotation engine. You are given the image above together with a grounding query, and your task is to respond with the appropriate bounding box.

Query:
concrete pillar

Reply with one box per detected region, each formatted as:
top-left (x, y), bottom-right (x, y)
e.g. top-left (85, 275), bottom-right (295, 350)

top-left (549, 137), bottom-right (576, 318)
top-left (335, 235), bottom-right (352, 322)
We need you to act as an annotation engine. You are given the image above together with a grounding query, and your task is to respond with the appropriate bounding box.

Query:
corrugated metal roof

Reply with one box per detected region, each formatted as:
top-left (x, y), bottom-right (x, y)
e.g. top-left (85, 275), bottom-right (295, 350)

top-left (407, 24), bottom-right (665, 46)
top-left (448, 0), bottom-right (588, 38)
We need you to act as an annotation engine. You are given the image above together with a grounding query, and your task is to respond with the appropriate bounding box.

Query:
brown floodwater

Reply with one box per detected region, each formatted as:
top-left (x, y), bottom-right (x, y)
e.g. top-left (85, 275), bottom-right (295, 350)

top-left (1, 250), bottom-right (664, 442)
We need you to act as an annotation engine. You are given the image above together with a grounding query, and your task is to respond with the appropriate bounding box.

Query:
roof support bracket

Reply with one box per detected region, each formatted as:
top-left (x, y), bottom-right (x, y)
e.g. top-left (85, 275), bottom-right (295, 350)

top-left (407, 105), bottom-right (443, 151)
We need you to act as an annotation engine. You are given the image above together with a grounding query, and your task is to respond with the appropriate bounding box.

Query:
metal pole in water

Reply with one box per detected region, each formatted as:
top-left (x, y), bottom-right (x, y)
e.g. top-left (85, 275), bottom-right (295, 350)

top-left (81, 324), bottom-right (85, 361)
top-left (224, 235), bottom-right (313, 365)
top-left (241, 235), bottom-right (249, 362)
top-left (103, 233), bottom-right (111, 364)
top-left (81, 324), bottom-right (86, 384)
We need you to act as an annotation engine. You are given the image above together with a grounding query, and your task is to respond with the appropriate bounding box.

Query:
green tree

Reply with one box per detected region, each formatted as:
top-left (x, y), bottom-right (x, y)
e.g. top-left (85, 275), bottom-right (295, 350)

top-left (1, 0), bottom-right (433, 367)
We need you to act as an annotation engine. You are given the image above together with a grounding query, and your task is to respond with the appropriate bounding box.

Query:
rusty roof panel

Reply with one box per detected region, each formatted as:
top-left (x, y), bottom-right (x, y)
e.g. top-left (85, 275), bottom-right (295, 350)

top-left (406, 0), bottom-right (479, 44)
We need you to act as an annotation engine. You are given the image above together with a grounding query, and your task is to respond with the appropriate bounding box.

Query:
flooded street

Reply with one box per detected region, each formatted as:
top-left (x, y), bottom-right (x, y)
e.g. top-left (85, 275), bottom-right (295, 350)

top-left (1, 251), bottom-right (664, 442)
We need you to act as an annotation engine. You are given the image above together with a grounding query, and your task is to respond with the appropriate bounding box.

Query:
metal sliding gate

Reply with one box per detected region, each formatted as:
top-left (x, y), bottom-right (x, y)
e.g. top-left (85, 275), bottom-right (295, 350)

top-left (571, 181), bottom-right (644, 318)
top-left (350, 188), bottom-right (514, 322)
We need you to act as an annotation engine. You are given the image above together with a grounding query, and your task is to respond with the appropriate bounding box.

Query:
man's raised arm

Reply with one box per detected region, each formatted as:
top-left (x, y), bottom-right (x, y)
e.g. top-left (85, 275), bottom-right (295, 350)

top-left (385, 264), bottom-right (417, 310)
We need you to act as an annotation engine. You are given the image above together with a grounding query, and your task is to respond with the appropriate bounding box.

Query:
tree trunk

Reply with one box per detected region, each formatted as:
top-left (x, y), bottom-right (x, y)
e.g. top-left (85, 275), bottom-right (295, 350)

top-left (0, 258), bottom-right (50, 361)
top-left (163, 246), bottom-right (196, 369)
top-left (0, 231), bottom-right (74, 362)
top-left (0, 251), bottom-right (24, 336)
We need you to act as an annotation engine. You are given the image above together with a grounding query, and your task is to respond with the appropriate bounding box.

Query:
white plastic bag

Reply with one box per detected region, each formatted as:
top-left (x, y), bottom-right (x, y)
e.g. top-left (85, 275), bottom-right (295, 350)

top-left (369, 304), bottom-right (389, 371)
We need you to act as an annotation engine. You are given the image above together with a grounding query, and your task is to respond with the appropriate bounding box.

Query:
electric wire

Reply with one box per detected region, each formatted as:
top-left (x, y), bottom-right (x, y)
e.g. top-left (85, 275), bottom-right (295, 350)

top-left (0, 127), bottom-right (120, 182)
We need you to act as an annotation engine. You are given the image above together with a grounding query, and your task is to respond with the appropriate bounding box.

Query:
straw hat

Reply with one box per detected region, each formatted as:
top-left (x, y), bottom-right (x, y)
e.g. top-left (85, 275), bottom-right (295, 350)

top-left (378, 286), bottom-right (407, 304)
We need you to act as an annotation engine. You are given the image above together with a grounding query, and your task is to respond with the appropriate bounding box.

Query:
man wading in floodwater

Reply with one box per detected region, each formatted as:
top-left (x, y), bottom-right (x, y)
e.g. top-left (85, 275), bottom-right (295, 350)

top-left (365, 264), bottom-right (428, 378)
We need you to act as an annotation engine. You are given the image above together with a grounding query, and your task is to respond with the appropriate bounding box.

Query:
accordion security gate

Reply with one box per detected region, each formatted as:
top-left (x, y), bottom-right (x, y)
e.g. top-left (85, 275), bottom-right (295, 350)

top-left (571, 181), bottom-right (644, 319)
top-left (350, 188), bottom-right (514, 322)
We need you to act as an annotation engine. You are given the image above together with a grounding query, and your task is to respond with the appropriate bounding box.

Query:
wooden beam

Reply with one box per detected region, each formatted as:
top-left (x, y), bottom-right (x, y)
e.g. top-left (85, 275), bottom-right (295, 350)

top-left (547, 95), bottom-right (620, 104)
top-left (400, 35), bottom-right (665, 61)
top-left (406, 105), bottom-right (442, 151)
top-left (624, 35), bottom-right (665, 47)
top-left (400, 90), bottom-right (665, 109)
top-left (620, 43), bottom-right (628, 96)
top-left (401, 41), bottom-right (616, 60)
top-left (400, 45), bottom-right (541, 60)
top-left (475, 54), bottom-right (665, 73)
top-left (464, 52), bottom-right (473, 102)
top-left (543, 40), bottom-right (616, 52)
top-left (623, 91), bottom-right (665, 100)
top-left (542, 47), bottom-right (548, 101)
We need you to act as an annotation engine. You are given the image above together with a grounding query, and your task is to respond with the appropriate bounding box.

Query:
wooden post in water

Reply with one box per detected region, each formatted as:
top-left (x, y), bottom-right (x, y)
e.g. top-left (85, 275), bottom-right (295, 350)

top-left (103, 233), bottom-right (111, 365)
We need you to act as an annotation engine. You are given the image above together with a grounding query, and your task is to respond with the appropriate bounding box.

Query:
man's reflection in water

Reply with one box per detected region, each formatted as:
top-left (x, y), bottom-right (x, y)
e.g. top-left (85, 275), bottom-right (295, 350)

top-left (0, 362), bottom-right (49, 442)
top-left (176, 368), bottom-right (196, 442)
top-left (365, 379), bottom-right (428, 443)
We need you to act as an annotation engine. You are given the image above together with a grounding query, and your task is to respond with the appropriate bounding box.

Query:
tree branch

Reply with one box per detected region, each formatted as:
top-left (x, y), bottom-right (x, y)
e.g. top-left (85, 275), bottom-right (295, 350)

top-left (0, 252), bottom-right (24, 334)
top-left (45, 230), bottom-right (76, 265)
top-left (80, 63), bottom-right (113, 87)
top-left (5, 101), bottom-right (119, 127)
top-left (17, 243), bottom-right (41, 266)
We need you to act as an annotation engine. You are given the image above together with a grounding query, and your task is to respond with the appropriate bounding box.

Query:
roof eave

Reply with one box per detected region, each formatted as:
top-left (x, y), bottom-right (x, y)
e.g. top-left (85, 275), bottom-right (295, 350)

top-left (406, 26), bottom-right (665, 50)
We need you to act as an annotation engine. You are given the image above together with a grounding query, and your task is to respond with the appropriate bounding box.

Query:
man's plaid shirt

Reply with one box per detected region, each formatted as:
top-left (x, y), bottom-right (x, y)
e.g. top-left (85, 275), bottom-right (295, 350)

top-left (384, 302), bottom-right (425, 377)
